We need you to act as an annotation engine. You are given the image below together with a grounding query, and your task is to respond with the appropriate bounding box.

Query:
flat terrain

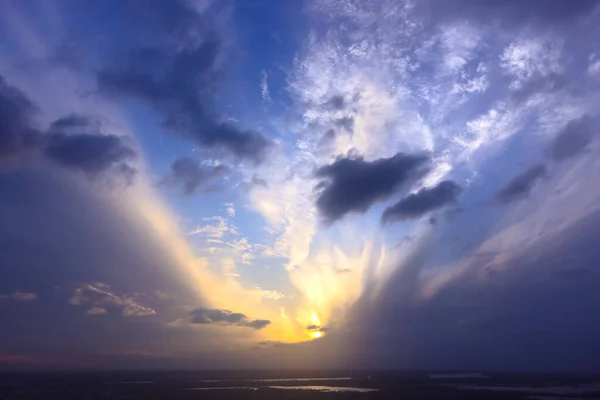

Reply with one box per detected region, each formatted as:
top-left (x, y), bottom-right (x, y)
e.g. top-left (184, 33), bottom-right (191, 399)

top-left (1, 371), bottom-right (599, 399)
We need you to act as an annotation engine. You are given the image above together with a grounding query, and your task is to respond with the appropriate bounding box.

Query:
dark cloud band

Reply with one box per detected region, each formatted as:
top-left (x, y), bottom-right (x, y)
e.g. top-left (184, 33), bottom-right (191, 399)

top-left (315, 152), bottom-right (430, 223)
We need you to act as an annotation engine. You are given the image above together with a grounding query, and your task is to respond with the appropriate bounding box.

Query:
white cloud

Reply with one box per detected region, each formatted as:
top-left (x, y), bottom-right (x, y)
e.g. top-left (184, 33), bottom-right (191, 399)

top-left (86, 306), bottom-right (107, 315)
top-left (500, 37), bottom-right (563, 89)
top-left (69, 283), bottom-right (156, 317)
top-left (189, 216), bottom-right (239, 238)
top-left (224, 202), bottom-right (236, 217)
top-left (260, 70), bottom-right (271, 101)
top-left (248, 286), bottom-right (286, 301)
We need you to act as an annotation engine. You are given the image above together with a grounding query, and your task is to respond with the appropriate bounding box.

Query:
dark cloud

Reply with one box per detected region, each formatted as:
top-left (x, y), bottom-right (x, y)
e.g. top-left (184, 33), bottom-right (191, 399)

top-left (496, 164), bottom-right (547, 204)
top-left (251, 174), bottom-right (268, 187)
top-left (382, 180), bottom-right (462, 224)
top-left (306, 324), bottom-right (329, 332)
top-left (334, 117), bottom-right (354, 133)
top-left (160, 157), bottom-right (228, 195)
top-left (96, 1), bottom-right (271, 163)
top-left (190, 308), bottom-right (271, 330)
top-left (45, 133), bottom-right (137, 181)
top-left (1, 75), bottom-right (137, 180)
top-left (324, 95), bottom-right (346, 110)
top-left (49, 114), bottom-right (96, 131)
top-left (315, 152), bottom-right (430, 223)
top-left (0, 75), bottom-right (39, 159)
top-left (547, 115), bottom-right (594, 161)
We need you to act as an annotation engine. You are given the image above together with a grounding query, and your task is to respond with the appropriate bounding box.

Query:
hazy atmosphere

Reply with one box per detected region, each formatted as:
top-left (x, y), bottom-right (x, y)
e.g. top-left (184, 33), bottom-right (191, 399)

top-left (2, 0), bottom-right (600, 374)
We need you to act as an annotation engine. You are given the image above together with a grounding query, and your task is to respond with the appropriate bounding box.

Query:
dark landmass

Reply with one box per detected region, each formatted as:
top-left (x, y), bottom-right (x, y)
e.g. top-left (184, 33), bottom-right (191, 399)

top-left (1, 370), bottom-right (600, 399)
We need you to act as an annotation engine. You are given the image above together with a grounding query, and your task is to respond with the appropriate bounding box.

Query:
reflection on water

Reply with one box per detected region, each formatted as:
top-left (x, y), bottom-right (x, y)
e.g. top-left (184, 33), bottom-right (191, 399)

top-left (186, 385), bottom-right (378, 393)
top-left (430, 373), bottom-right (487, 379)
top-left (186, 387), bottom-right (258, 391)
top-left (267, 385), bottom-right (379, 392)
top-left (197, 377), bottom-right (352, 383)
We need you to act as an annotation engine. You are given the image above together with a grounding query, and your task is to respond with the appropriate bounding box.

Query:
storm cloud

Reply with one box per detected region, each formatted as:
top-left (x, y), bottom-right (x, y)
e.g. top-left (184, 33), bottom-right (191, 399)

top-left (315, 152), bottom-right (429, 223)
top-left (190, 308), bottom-right (271, 330)
top-left (382, 180), bottom-right (462, 224)
top-left (96, 0), bottom-right (271, 163)
top-left (496, 164), bottom-right (547, 204)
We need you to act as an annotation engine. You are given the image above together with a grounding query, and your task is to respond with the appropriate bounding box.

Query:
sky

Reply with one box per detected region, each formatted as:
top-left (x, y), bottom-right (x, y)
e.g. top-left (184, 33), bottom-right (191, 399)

top-left (1, 0), bottom-right (600, 372)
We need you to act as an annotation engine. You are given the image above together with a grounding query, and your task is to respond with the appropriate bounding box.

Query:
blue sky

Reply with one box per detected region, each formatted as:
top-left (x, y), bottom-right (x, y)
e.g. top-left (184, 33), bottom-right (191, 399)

top-left (1, 0), bottom-right (600, 371)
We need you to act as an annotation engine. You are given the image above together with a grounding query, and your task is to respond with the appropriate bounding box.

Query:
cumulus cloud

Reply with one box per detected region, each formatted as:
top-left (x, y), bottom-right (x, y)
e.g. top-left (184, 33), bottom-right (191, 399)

top-left (190, 308), bottom-right (271, 329)
top-left (382, 180), bottom-right (462, 223)
top-left (547, 115), bottom-right (595, 161)
top-left (496, 164), bottom-right (547, 203)
top-left (315, 153), bottom-right (430, 223)
top-left (160, 157), bottom-right (228, 195)
top-left (96, 0), bottom-right (271, 163)
top-left (0, 290), bottom-right (38, 302)
top-left (69, 283), bottom-right (156, 317)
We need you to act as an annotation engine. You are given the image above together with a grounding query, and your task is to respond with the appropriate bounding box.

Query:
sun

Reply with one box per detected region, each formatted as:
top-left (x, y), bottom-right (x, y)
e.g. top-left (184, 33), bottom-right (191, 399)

top-left (311, 331), bottom-right (323, 339)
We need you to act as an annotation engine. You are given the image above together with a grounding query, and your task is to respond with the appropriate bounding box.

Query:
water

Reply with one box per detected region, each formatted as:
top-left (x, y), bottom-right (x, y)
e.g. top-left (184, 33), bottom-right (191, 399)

top-left (267, 385), bottom-right (379, 392)
top-left (187, 385), bottom-right (377, 392)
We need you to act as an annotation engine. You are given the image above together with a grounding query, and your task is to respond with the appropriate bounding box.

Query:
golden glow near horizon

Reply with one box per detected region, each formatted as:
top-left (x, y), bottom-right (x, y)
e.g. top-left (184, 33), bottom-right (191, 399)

top-left (119, 174), bottom-right (394, 346)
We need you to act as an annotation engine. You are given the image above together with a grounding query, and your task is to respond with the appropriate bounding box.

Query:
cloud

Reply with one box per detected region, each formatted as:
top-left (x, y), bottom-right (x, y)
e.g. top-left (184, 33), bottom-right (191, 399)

top-left (122, 303), bottom-right (157, 317)
top-left (260, 70), bottom-right (271, 102)
top-left (86, 306), bottom-right (107, 316)
top-left (315, 152), bottom-right (429, 223)
top-left (160, 157), bottom-right (228, 195)
top-left (188, 216), bottom-right (238, 238)
top-left (416, 0), bottom-right (599, 28)
top-left (382, 181), bottom-right (462, 224)
top-left (49, 114), bottom-right (97, 131)
top-left (1, 75), bottom-right (137, 180)
top-left (342, 205), bottom-right (600, 371)
top-left (69, 283), bottom-right (156, 317)
top-left (547, 115), bottom-right (595, 161)
top-left (190, 308), bottom-right (271, 329)
top-left (95, 0), bottom-right (271, 163)
top-left (0, 290), bottom-right (38, 302)
top-left (496, 164), bottom-right (547, 203)
top-left (306, 324), bottom-right (328, 332)
top-left (45, 133), bottom-right (137, 181)
top-left (224, 202), bottom-right (236, 217)
top-left (324, 95), bottom-right (347, 111)
top-left (0, 75), bottom-right (39, 159)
